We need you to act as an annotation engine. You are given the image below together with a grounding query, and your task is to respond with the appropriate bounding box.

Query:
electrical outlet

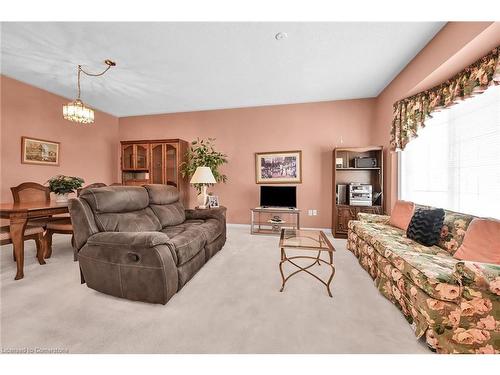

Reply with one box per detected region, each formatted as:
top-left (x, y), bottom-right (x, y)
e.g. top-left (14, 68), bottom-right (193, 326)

top-left (308, 209), bottom-right (313, 216)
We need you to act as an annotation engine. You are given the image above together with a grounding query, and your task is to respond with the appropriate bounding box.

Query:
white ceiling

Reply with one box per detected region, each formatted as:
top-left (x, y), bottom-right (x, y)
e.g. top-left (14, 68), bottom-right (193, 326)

top-left (1, 22), bottom-right (444, 117)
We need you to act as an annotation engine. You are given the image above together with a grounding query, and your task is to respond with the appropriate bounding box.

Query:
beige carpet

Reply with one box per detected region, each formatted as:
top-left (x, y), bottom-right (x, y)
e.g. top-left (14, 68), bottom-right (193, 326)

top-left (0, 226), bottom-right (429, 353)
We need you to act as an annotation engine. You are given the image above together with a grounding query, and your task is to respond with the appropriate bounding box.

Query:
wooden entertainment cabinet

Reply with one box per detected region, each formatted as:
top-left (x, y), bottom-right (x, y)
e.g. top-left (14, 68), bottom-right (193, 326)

top-left (120, 139), bottom-right (189, 206)
top-left (332, 146), bottom-right (384, 238)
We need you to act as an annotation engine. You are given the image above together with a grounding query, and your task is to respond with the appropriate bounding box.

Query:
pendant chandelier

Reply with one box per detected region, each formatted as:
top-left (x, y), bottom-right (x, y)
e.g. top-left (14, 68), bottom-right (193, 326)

top-left (63, 59), bottom-right (116, 124)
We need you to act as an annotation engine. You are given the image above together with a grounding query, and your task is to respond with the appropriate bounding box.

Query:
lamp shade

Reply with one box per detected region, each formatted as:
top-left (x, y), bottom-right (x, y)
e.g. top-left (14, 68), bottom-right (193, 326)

top-left (190, 166), bottom-right (217, 184)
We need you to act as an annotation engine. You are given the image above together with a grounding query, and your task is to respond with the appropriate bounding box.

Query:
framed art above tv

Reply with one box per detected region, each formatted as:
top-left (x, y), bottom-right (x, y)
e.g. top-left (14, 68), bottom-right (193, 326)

top-left (255, 150), bottom-right (302, 184)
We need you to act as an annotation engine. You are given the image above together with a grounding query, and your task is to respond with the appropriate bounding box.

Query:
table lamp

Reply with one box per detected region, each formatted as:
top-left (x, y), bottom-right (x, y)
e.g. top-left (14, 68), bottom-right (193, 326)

top-left (190, 166), bottom-right (217, 209)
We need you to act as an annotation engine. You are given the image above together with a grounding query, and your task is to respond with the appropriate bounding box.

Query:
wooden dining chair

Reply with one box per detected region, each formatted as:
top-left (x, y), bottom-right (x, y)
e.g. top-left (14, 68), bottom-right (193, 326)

top-left (77, 182), bottom-right (107, 197)
top-left (1, 225), bottom-right (46, 265)
top-left (11, 182), bottom-right (75, 261)
top-left (10, 182), bottom-right (54, 227)
top-left (11, 182), bottom-right (50, 203)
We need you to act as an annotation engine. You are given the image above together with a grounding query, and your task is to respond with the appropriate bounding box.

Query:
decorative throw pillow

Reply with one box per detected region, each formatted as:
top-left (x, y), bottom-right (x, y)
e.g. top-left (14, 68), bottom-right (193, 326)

top-left (438, 210), bottom-right (475, 255)
top-left (406, 208), bottom-right (445, 247)
top-left (453, 218), bottom-right (500, 265)
top-left (389, 200), bottom-right (415, 231)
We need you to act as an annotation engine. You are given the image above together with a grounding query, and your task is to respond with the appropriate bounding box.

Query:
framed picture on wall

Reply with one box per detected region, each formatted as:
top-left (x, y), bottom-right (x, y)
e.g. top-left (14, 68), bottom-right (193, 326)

top-left (255, 150), bottom-right (302, 184)
top-left (21, 136), bottom-right (60, 166)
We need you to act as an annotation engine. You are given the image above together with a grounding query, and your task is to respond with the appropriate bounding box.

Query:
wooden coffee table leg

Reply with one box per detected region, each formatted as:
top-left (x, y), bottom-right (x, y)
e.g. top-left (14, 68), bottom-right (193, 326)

top-left (10, 214), bottom-right (28, 280)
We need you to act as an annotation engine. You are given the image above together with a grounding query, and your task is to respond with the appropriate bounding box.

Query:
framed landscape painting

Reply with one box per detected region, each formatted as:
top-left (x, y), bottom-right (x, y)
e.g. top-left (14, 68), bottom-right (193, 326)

top-left (255, 150), bottom-right (302, 184)
top-left (21, 136), bottom-right (60, 166)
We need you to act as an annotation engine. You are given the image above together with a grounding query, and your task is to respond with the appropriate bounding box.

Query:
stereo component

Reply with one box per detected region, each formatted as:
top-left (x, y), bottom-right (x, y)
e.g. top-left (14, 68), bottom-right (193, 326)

top-left (349, 183), bottom-right (373, 206)
top-left (354, 157), bottom-right (377, 168)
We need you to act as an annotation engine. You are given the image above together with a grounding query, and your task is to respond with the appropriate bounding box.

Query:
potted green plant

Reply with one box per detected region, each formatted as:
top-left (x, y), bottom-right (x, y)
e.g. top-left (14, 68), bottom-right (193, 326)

top-left (180, 138), bottom-right (228, 194)
top-left (47, 175), bottom-right (84, 203)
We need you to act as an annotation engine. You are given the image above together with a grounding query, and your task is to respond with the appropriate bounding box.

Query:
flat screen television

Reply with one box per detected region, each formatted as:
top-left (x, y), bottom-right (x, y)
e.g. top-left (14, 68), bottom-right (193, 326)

top-left (260, 186), bottom-right (297, 208)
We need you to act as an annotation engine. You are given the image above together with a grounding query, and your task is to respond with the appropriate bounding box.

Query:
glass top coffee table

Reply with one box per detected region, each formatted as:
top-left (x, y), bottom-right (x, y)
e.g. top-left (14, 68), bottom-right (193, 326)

top-left (279, 228), bottom-right (336, 297)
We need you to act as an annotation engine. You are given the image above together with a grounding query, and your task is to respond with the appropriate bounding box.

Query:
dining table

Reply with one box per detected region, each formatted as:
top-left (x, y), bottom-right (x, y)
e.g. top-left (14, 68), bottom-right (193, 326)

top-left (0, 200), bottom-right (69, 280)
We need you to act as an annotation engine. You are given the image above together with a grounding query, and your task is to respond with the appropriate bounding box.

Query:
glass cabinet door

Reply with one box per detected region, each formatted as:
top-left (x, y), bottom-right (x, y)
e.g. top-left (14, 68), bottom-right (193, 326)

top-left (122, 145), bottom-right (134, 170)
top-left (136, 144), bottom-right (149, 170)
top-left (165, 143), bottom-right (178, 187)
top-left (151, 144), bottom-right (164, 184)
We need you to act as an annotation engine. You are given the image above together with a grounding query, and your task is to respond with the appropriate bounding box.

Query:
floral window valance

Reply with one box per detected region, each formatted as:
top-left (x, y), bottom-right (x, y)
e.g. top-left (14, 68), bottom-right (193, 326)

top-left (390, 46), bottom-right (500, 151)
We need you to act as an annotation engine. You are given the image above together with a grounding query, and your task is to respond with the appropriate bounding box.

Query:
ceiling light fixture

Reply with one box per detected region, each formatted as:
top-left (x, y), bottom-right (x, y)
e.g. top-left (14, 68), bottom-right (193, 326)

top-left (275, 32), bottom-right (288, 40)
top-left (63, 59), bottom-right (116, 124)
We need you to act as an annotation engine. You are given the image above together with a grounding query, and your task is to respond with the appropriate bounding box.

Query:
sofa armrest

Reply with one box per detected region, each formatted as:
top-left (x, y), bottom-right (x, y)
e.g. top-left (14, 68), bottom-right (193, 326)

top-left (87, 231), bottom-right (170, 250)
top-left (185, 206), bottom-right (227, 222)
top-left (86, 231), bottom-right (177, 264)
top-left (357, 212), bottom-right (390, 224)
top-left (454, 260), bottom-right (500, 297)
top-left (68, 197), bottom-right (99, 251)
top-left (79, 231), bottom-right (179, 303)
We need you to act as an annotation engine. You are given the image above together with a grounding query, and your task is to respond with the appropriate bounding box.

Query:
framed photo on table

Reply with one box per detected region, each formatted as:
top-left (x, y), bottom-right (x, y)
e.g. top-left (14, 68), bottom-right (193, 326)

top-left (255, 150), bottom-right (302, 184)
top-left (207, 195), bottom-right (219, 208)
top-left (21, 136), bottom-right (60, 166)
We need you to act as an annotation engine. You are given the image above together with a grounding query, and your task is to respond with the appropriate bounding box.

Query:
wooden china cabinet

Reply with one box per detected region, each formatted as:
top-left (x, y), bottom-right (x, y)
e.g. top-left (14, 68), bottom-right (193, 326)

top-left (332, 146), bottom-right (384, 238)
top-left (120, 139), bottom-right (189, 206)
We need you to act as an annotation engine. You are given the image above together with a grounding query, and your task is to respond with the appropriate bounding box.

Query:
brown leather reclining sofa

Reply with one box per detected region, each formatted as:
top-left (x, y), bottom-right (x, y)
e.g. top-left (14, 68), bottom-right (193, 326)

top-left (68, 184), bottom-right (226, 304)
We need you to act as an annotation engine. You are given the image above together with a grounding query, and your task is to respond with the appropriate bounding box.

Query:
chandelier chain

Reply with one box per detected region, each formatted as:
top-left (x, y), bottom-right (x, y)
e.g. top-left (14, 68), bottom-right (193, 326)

top-left (76, 62), bottom-right (114, 100)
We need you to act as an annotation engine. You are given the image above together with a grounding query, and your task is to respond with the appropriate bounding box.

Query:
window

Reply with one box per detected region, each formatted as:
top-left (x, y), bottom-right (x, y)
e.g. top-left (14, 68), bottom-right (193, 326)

top-left (399, 84), bottom-right (500, 219)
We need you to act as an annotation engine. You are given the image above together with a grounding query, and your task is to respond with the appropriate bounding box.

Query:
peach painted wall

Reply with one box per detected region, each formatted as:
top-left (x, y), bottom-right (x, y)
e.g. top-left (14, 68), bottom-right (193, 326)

top-left (4, 21), bottom-right (499, 231)
top-left (372, 22), bottom-right (500, 213)
top-left (0, 75), bottom-right (120, 203)
top-left (119, 99), bottom-right (376, 228)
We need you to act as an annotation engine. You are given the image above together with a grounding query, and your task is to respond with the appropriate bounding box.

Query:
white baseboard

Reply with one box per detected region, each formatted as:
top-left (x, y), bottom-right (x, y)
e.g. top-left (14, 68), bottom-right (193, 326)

top-left (227, 223), bottom-right (332, 234)
top-left (226, 223), bottom-right (250, 229)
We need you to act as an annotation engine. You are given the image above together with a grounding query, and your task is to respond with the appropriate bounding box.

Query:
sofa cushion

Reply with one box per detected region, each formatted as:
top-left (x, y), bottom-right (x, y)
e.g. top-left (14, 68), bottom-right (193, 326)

top-left (454, 218), bottom-right (500, 265)
top-left (350, 221), bottom-right (463, 302)
top-left (94, 208), bottom-right (161, 232)
top-left (438, 210), bottom-right (475, 255)
top-left (198, 218), bottom-right (224, 243)
top-left (161, 220), bottom-right (203, 237)
top-left (389, 200), bottom-right (415, 231)
top-left (144, 184), bottom-right (186, 227)
top-left (79, 186), bottom-right (161, 232)
top-left (406, 208), bottom-right (445, 247)
top-left (150, 201), bottom-right (186, 227)
top-left (144, 184), bottom-right (180, 205)
top-left (351, 221), bottom-right (449, 257)
top-left (80, 186), bottom-right (149, 213)
top-left (161, 224), bottom-right (206, 266)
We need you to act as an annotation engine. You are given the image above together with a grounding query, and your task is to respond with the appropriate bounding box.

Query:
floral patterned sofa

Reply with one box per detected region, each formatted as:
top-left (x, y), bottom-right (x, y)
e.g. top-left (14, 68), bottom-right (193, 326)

top-left (347, 209), bottom-right (500, 354)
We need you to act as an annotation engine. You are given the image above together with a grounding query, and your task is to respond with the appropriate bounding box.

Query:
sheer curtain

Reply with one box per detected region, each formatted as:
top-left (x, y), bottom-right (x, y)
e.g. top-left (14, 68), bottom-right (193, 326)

top-left (400, 84), bottom-right (500, 219)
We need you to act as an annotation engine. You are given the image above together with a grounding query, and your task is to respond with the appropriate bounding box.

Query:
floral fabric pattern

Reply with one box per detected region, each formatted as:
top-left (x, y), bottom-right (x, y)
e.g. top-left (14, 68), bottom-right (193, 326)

top-left (347, 216), bottom-right (500, 354)
top-left (350, 220), bottom-right (463, 302)
top-left (390, 46), bottom-right (500, 151)
top-left (438, 210), bottom-right (475, 255)
top-left (356, 212), bottom-right (390, 224)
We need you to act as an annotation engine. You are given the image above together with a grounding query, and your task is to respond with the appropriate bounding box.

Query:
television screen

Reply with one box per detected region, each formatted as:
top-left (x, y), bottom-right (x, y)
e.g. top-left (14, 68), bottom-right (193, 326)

top-left (260, 186), bottom-right (297, 208)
